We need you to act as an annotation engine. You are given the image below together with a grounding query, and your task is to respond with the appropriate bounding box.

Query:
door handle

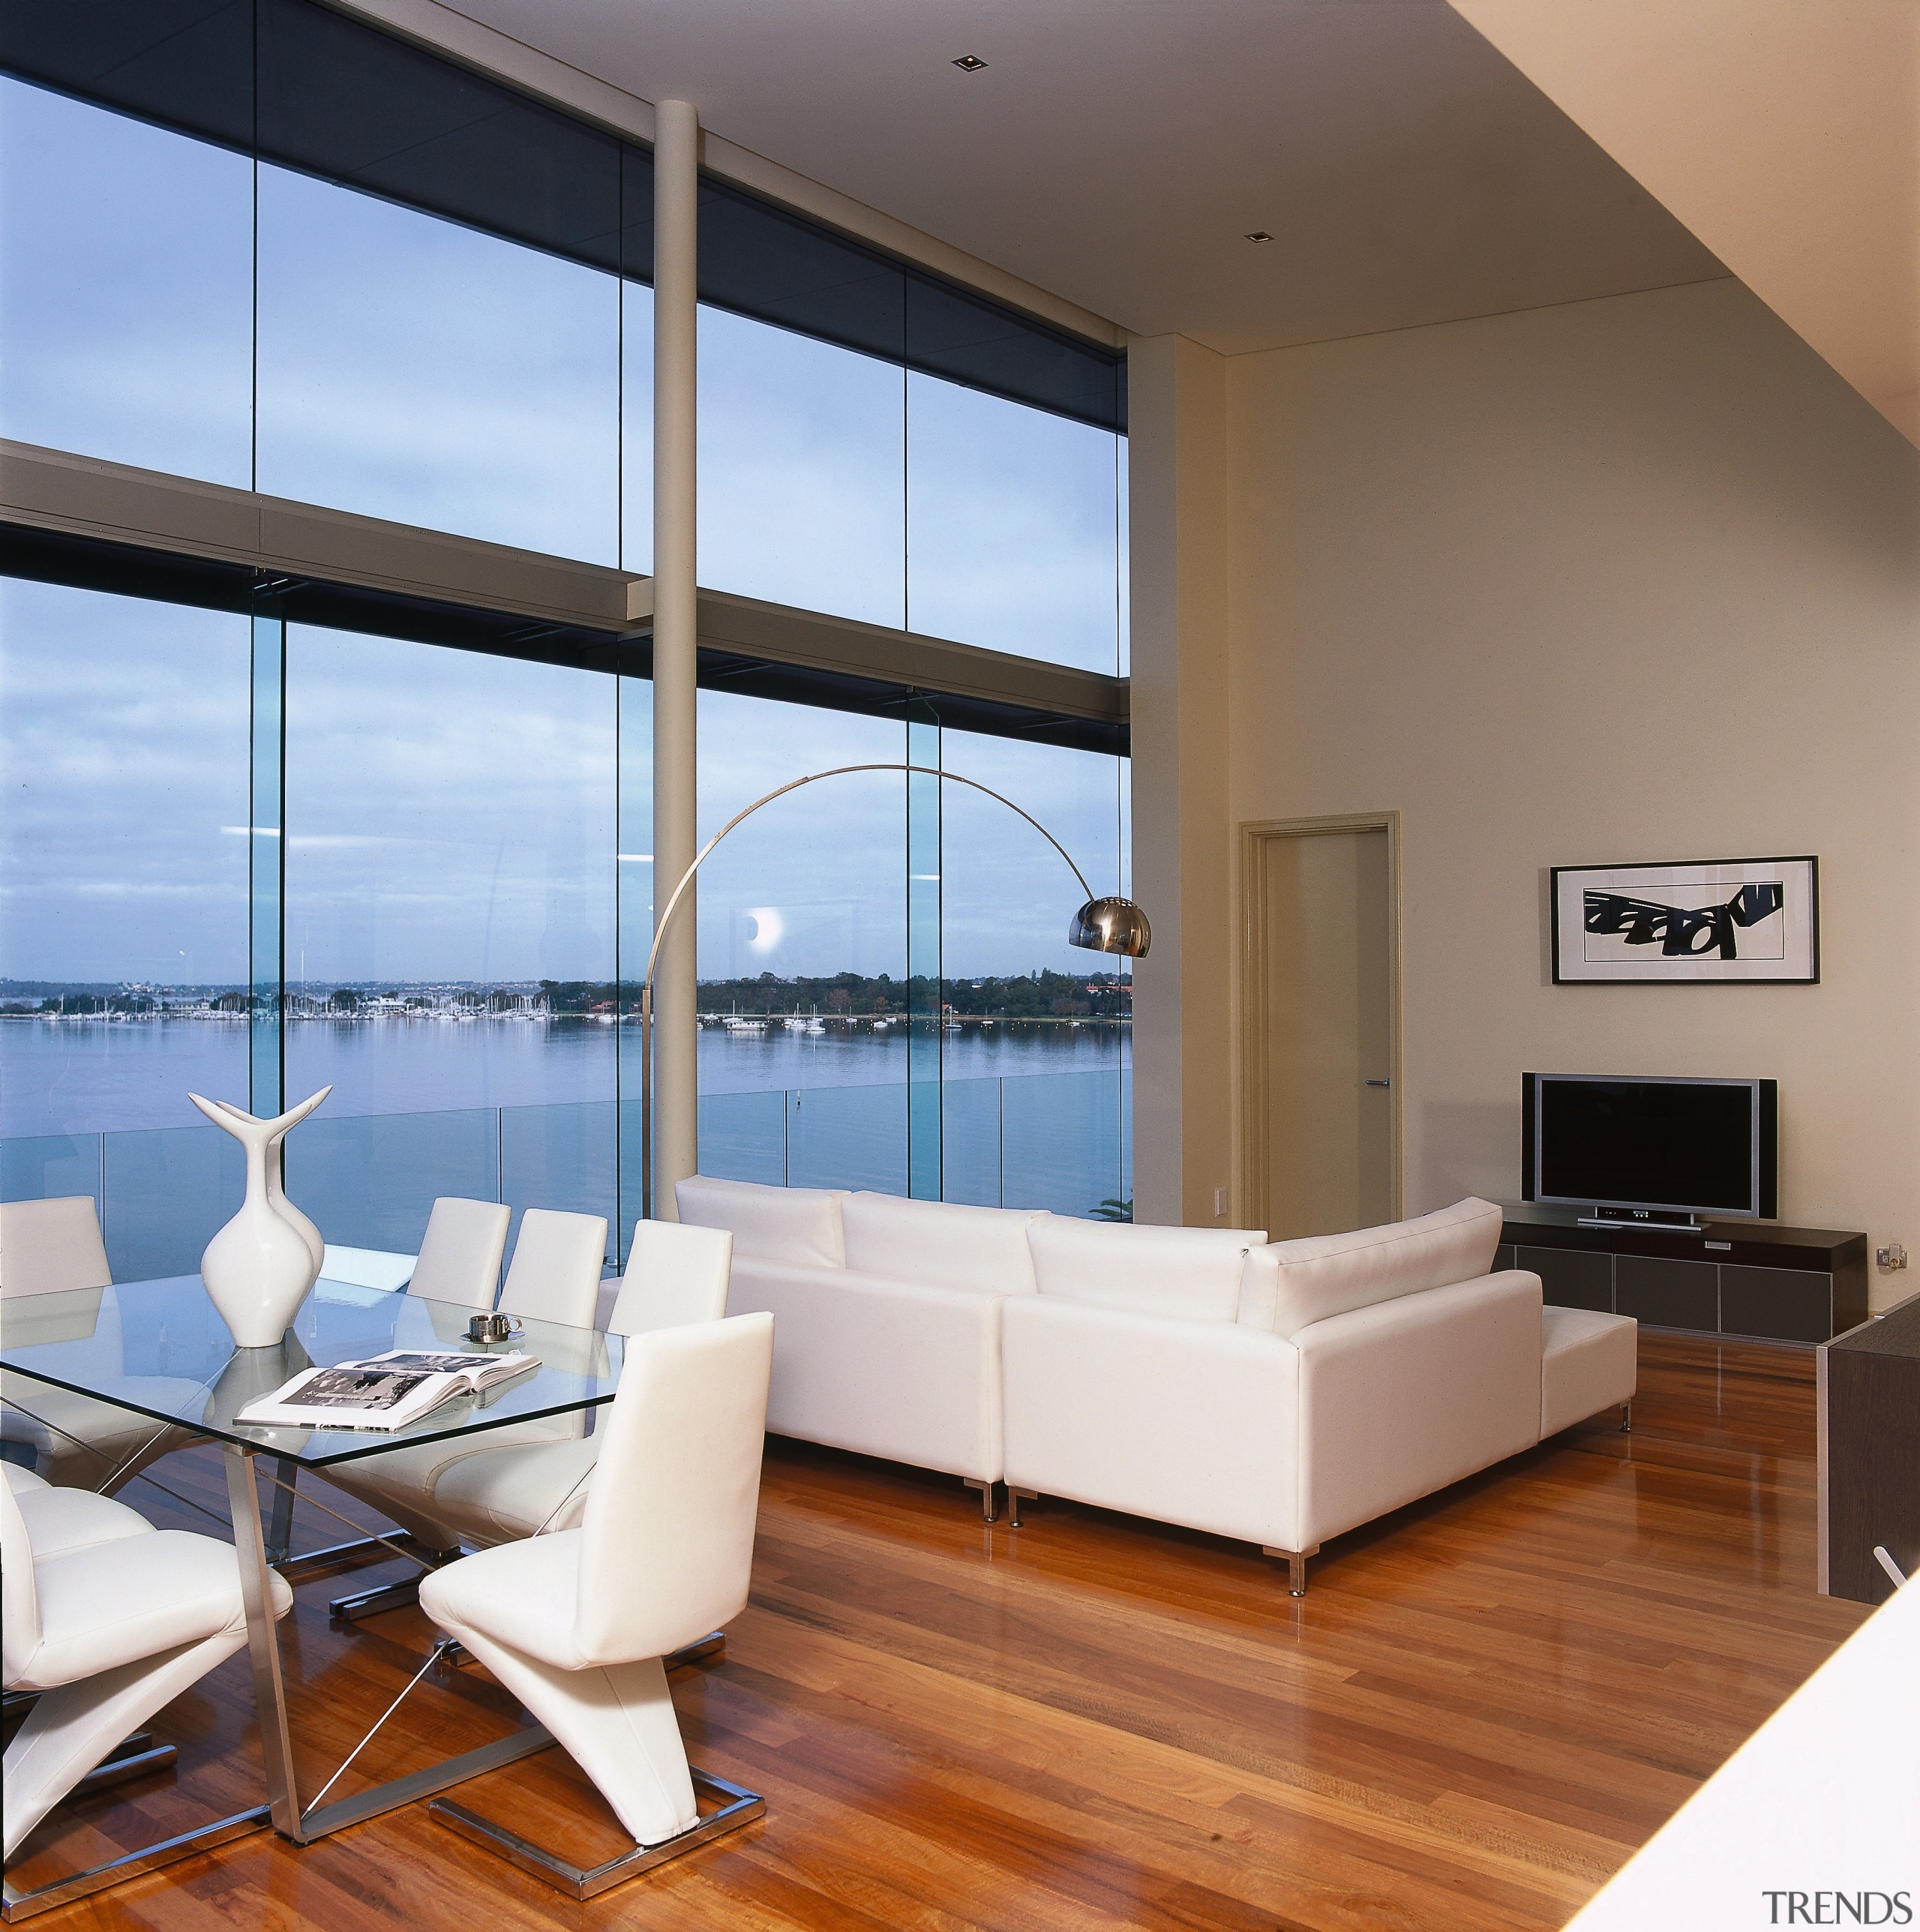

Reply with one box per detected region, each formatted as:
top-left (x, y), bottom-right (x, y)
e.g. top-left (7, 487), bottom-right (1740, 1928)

top-left (1365, 1079), bottom-right (1390, 1088)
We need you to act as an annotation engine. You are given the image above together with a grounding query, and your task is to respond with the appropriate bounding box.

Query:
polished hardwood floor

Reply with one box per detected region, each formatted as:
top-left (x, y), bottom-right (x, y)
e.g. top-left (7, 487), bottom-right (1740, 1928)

top-left (7, 1330), bottom-right (1870, 1930)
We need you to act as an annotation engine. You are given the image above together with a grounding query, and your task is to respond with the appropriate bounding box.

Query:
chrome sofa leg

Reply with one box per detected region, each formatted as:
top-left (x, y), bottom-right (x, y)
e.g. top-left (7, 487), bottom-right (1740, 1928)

top-left (1262, 1544), bottom-right (1320, 1597)
top-left (1620, 1402), bottom-right (1633, 1433)
top-left (1006, 1488), bottom-right (1036, 1529)
top-left (962, 1477), bottom-right (998, 1523)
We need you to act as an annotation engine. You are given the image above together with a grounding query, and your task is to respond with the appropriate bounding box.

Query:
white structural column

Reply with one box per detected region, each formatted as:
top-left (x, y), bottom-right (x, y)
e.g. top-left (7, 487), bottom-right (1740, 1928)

top-left (652, 98), bottom-right (700, 1219)
top-left (1126, 334), bottom-right (1234, 1229)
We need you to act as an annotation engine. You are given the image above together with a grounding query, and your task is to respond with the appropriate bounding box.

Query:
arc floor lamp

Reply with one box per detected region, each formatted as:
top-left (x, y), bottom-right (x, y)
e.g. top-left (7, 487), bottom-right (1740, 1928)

top-left (638, 762), bottom-right (1151, 1219)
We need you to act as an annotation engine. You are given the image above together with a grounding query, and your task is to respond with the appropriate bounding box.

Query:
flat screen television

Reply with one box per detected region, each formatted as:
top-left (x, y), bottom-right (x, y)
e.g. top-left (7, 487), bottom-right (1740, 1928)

top-left (1522, 1073), bottom-right (1778, 1224)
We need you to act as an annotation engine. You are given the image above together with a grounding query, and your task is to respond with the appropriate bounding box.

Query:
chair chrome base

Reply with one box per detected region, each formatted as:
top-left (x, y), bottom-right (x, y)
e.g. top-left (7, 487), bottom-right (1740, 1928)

top-left (429, 1768), bottom-right (764, 1900)
top-left (328, 1544), bottom-right (460, 1622)
top-left (68, 1732), bottom-right (175, 1800)
top-left (1, 1804), bottom-right (268, 1922)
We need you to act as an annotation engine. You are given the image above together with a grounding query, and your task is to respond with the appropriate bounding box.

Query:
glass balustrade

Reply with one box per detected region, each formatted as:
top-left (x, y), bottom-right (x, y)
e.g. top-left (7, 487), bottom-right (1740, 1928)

top-left (0, 1068), bottom-right (1132, 1288)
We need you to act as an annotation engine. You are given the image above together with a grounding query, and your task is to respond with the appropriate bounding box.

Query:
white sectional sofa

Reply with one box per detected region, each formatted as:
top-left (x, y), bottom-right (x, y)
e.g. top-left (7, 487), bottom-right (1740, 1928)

top-left (679, 1177), bottom-right (1636, 1592)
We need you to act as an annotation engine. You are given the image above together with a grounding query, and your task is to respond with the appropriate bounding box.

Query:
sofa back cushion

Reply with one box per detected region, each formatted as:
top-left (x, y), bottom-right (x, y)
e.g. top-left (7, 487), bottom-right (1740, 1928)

top-left (841, 1192), bottom-right (1044, 1296)
top-left (675, 1174), bottom-right (846, 1269)
top-left (1240, 1197), bottom-right (1504, 1339)
top-left (1027, 1217), bottom-right (1268, 1324)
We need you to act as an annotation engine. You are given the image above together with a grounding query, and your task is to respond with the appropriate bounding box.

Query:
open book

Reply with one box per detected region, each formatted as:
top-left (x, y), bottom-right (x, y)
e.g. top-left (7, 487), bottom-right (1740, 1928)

top-left (236, 1349), bottom-right (540, 1432)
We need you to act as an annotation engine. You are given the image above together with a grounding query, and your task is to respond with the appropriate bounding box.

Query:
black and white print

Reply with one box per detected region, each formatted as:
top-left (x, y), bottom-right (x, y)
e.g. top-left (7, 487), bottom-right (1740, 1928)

top-left (1551, 856), bottom-right (1819, 984)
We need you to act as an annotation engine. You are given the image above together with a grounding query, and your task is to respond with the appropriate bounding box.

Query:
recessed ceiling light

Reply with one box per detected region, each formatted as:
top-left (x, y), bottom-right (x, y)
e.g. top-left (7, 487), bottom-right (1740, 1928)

top-left (1245, 231), bottom-right (1274, 244)
top-left (951, 54), bottom-right (988, 71)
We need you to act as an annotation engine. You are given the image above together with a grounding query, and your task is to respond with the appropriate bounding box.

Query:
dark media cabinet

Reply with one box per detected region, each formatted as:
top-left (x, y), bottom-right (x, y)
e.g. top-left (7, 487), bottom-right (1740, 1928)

top-left (1497, 1207), bottom-right (1869, 1344)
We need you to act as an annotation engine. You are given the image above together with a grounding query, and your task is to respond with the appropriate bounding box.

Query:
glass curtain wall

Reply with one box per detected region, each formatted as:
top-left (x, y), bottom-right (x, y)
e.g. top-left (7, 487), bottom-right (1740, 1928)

top-left (0, 0), bottom-right (1131, 1275)
top-left (1, 582), bottom-right (1129, 1269)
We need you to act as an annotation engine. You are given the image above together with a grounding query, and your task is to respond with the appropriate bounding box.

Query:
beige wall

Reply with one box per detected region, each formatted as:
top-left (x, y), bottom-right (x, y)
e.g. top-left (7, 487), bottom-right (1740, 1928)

top-left (1174, 277), bottom-right (1917, 1302)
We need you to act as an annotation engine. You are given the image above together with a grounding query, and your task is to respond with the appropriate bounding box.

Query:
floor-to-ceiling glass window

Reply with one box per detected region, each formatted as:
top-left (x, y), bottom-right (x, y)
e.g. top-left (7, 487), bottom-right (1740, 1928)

top-left (277, 627), bottom-right (620, 1262)
top-left (908, 376), bottom-right (1124, 674)
top-left (0, 76), bottom-right (251, 485)
top-left (256, 170), bottom-right (622, 563)
top-left (0, 0), bottom-right (1130, 1264)
top-left (691, 693), bottom-right (910, 1196)
top-left (0, 578), bottom-right (252, 1276)
top-left (938, 730), bottom-right (1131, 1216)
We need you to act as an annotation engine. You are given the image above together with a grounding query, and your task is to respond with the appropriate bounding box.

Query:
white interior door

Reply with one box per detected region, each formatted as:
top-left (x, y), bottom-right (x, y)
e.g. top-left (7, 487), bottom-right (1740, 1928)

top-left (1255, 824), bottom-right (1396, 1240)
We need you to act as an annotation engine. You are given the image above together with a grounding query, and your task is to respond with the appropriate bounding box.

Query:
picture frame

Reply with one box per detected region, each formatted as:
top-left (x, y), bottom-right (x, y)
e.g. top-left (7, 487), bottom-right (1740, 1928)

top-left (1550, 856), bottom-right (1820, 985)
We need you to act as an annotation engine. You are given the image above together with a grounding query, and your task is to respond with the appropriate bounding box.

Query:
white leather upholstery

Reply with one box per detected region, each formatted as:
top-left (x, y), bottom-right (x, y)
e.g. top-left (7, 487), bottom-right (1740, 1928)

top-left (1026, 1216), bottom-right (1267, 1324)
top-left (2, 1210), bottom-right (198, 1492)
top-left (1540, 1306), bottom-right (1638, 1437)
top-left (1001, 1296), bottom-right (1304, 1550)
top-left (841, 1192), bottom-right (1044, 1295)
top-left (676, 1173), bottom-right (846, 1268)
top-left (1239, 1197), bottom-right (1505, 1338)
top-left (420, 1314), bottom-right (772, 1848)
top-left (394, 1222), bottom-right (735, 1547)
top-left (10, 1480), bottom-right (153, 1560)
top-left (2, 1477), bottom-right (292, 1858)
top-left (320, 1244), bottom-right (417, 1292)
top-left (608, 1220), bottom-right (733, 1334)
top-left (497, 1208), bottom-right (608, 1328)
top-left (725, 1255), bottom-right (1005, 1480)
top-left (406, 1197), bottom-right (511, 1309)
top-left (0, 1197), bottom-right (111, 1295)
top-left (1294, 1270), bottom-right (1544, 1549)
top-left (320, 1324), bottom-right (612, 1550)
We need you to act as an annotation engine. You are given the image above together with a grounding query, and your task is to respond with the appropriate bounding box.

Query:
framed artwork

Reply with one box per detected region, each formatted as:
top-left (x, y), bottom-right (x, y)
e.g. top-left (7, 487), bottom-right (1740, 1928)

top-left (1551, 856), bottom-right (1820, 985)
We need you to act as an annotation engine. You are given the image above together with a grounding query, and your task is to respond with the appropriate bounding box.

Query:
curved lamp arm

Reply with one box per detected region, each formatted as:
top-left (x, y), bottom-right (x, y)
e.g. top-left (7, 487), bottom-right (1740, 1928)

top-left (638, 760), bottom-right (1141, 1218)
top-left (643, 763), bottom-right (1094, 996)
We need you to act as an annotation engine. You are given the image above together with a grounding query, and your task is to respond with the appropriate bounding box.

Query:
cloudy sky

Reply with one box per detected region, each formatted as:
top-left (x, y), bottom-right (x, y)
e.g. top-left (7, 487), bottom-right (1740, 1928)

top-left (0, 77), bottom-right (1129, 992)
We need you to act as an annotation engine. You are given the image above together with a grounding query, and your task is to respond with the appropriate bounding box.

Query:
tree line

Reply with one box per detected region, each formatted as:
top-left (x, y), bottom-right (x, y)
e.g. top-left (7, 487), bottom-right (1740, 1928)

top-left (536, 970), bottom-right (1132, 1019)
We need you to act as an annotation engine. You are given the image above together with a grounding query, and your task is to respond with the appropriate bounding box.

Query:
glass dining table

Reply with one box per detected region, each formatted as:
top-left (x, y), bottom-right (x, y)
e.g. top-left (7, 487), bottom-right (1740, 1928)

top-left (1, 1270), bottom-right (626, 1850)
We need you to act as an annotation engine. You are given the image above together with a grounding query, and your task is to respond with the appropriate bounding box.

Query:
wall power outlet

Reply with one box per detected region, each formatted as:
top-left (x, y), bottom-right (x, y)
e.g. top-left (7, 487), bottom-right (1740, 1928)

top-left (1875, 1243), bottom-right (1907, 1271)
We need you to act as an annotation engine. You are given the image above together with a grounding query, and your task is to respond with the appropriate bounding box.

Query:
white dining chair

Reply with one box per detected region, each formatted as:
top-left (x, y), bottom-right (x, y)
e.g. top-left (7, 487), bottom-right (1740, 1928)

top-left (320, 1209), bottom-right (610, 1616)
top-left (426, 1220), bottom-right (734, 1547)
top-left (420, 1311), bottom-right (772, 1898)
top-left (2, 1474), bottom-right (292, 1912)
top-left (2, 1463), bottom-right (152, 1562)
top-left (404, 1197), bottom-right (512, 1310)
top-left (0, 1197), bottom-right (199, 1494)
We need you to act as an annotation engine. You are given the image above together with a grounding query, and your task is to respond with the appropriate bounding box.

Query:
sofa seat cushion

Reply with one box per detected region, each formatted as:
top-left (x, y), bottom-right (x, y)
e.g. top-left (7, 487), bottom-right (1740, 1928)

top-left (1540, 1306), bottom-right (1638, 1437)
top-left (1026, 1218), bottom-right (1267, 1324)
top-left (1240, 1197), bottom-right (1504, 1339)
top-left (676, 1174), bottom-right (847, 1268)
top-left (841, 1192), bottom-right (1045, 1296)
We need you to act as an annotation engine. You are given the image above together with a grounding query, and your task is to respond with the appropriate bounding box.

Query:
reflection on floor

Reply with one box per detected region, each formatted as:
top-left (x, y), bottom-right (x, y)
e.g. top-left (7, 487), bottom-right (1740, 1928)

top-left (4, 1330), bottom-right (1870, 1930)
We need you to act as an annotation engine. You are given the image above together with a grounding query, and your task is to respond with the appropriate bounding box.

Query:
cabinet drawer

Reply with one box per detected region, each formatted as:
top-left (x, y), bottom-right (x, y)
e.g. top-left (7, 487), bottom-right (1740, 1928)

top-left (1519, 1245), bottom-right (1612, 1312)
top-left (1721, 1265), bottom-right (1832, 1342)
top-left (1616, 1255), bottom-right (1718, 1331)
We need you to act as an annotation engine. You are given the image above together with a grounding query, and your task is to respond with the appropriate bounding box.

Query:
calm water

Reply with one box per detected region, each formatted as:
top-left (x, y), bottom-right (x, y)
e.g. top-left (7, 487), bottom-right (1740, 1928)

top-left (0, 1018), bottom-right (1132, 1280)
top-left (0, 1015), bottom-right (1126, 1136)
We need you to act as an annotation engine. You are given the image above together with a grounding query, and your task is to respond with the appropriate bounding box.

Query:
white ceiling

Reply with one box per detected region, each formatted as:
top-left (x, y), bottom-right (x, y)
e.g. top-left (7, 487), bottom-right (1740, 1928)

top-left (435, 0), bottom-right (1726, 356)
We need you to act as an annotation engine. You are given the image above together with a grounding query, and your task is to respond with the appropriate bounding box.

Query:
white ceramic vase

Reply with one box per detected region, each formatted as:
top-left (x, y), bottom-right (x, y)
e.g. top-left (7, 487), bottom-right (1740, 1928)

top-left (188, 1088), bottom-right (331, 1347)
top-left (212, 1090), bottom-right (330, 1274)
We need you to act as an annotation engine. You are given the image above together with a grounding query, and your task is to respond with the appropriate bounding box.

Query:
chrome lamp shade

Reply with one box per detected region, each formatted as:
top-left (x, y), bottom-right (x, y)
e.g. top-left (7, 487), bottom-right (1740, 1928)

top-left (1069, 896), bottom-right (1152, 958)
